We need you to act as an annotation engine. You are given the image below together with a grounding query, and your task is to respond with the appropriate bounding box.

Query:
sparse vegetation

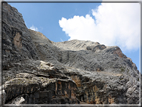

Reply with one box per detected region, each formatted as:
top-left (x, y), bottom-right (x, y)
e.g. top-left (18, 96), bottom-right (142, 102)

top-left (120, 67), bottom-right (125, 73)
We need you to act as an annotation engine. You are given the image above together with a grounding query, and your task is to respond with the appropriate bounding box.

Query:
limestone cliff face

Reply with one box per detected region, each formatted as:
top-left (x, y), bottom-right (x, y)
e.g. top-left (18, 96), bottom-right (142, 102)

top-left (2, 2), bottom-right (39, 70)
top-left (1, 2), bottom-right (141, 106)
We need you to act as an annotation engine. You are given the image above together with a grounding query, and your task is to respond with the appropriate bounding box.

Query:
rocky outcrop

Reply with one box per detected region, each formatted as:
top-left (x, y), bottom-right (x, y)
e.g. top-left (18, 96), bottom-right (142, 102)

top-left (1, 60), bottom-right (79, 104)
top-left (1, 2), bottom-right (141, 106)
top-left (4, 76), bottom-right (79, 104)
top-left (2, 2), bottom-right (39, 70)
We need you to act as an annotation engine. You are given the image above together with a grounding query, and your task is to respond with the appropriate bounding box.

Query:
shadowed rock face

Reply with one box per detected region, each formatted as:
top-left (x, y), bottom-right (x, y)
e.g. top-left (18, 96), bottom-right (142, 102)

top-left (5, 77), bottom-right (79, 104)
top-left (2, 2), bottom-right (39, 70)
top-left (1, 2), bottom-right (140, 105)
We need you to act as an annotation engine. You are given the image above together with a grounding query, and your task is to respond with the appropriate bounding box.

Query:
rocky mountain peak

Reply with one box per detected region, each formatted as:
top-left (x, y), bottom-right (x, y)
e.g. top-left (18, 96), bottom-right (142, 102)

top-left (1, 2), bottom-right (141, 106)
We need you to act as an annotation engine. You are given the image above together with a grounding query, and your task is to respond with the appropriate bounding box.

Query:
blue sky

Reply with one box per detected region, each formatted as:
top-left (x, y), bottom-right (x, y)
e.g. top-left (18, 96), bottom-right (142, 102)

top-left (8, 3), bottom-right (100, 42)
top-left (8, 2), bottom-right (140, 72)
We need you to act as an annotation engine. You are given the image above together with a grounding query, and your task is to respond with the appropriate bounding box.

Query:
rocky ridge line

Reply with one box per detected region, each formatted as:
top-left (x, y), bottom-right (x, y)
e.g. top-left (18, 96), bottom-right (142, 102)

top-left (1, 2), bottom-right (141, 106)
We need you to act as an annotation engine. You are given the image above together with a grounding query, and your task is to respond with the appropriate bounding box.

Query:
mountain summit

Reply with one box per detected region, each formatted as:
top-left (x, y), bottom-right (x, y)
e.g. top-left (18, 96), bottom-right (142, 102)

top-left (1, 2), bottom-right (140, 105)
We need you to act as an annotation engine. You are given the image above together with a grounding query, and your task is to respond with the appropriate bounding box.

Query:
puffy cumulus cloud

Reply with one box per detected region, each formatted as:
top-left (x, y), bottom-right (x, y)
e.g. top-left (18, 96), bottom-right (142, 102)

top-left (59, 3), bottom-right (140, 51)
top-left (30, 25), bottom-right (39, 31)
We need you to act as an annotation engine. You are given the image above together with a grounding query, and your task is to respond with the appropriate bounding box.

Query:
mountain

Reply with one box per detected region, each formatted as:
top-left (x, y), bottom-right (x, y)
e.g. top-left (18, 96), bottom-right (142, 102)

top-left (1, 2), bottom-right (141, 106)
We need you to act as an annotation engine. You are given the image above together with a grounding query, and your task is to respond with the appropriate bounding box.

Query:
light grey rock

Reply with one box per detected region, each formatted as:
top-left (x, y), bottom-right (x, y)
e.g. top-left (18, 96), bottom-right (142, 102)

top-left (0, 89), bottom-right (6, 105)
top-left (7, 95), bottom-right (25, 104)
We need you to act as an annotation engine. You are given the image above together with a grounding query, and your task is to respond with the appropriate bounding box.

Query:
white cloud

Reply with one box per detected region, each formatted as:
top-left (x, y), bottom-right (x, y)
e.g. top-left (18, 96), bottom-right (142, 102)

top-left (59, 3), bottom-right (140, 51)
top-left (30, 25), bottom-right (39, 31)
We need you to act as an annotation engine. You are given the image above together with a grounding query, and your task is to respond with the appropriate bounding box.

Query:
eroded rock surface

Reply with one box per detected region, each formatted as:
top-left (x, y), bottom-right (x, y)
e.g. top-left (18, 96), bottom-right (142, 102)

top-left (1, 2), bottom-right (141, 106)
